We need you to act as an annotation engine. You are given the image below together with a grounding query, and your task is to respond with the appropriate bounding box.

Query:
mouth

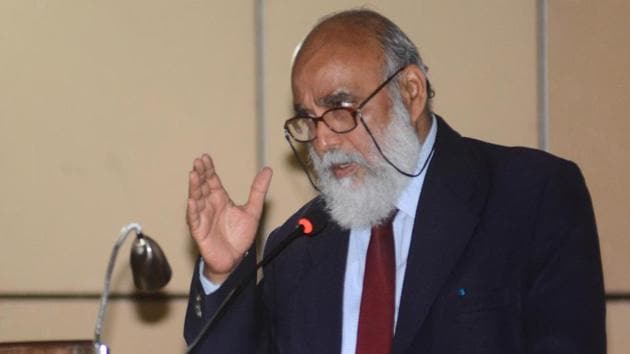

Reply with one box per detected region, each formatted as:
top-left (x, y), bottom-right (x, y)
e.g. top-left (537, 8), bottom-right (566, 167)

top-left (331, 162), bottom-right (358, 179)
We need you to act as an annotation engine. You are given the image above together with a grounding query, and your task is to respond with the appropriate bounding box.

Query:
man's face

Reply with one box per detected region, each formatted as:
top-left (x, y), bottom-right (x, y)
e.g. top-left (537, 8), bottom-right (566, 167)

top-left (291, 34), bottom-right (423, 228)
top-left (291, 37), bottom-right (394, 186)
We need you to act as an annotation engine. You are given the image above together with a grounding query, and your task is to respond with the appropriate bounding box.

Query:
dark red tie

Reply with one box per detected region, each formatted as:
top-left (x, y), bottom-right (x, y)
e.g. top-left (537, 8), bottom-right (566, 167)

top-left (356, 214), bottom-right (396, 354)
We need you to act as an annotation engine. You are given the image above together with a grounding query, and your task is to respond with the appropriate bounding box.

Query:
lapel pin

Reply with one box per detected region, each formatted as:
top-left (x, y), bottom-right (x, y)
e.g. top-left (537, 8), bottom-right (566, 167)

top-left (457, 288), bottom-right (467, 297)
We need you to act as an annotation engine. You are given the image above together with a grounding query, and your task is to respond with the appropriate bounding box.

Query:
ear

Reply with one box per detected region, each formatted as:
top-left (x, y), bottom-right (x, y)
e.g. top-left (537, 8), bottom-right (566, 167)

top-left (397, 64), bottom-right (428, 125)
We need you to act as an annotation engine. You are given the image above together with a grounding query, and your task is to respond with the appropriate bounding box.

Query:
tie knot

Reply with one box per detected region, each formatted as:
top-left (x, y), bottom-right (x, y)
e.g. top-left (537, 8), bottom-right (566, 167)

top-left (373, 209), bottom-right (397, 230)
top-left (370, 209), bottom-right (397, 241)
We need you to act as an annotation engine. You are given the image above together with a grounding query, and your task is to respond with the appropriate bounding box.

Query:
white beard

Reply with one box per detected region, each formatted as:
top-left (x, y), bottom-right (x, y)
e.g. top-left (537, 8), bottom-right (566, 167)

top-left (309, 99), bottom-right (421, 229)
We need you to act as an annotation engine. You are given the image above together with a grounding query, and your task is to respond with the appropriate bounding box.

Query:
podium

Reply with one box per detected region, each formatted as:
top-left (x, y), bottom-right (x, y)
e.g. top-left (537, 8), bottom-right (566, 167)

top-left (0, 340), bottom-right (93, 354)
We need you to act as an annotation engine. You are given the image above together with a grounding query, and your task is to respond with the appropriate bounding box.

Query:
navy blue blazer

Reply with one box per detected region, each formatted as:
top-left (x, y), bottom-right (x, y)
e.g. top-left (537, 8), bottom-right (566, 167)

top-left (184, 117), bottom-right (606, 353)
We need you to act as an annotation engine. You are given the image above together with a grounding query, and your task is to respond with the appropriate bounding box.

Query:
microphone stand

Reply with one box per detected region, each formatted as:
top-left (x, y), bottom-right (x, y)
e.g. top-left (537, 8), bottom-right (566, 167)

top-left (185, 221), bottom-right (319, 353)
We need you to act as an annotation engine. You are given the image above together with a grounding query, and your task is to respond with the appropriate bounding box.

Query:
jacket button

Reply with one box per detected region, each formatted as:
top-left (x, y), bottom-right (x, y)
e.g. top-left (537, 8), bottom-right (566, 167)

top-left (194, 293), bottom-right (203, 318)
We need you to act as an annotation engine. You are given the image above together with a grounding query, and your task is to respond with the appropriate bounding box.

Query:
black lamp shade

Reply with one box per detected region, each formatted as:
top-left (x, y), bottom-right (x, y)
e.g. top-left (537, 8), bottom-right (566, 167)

top-left (130, 234), bottom-right (172, 291)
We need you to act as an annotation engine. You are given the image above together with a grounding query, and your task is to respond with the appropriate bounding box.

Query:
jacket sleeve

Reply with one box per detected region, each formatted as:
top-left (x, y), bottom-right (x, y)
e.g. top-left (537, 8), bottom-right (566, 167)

top-left (183, 246), bottom-right (262, 354)
top-left (523, 160), bottom-right (606, 353)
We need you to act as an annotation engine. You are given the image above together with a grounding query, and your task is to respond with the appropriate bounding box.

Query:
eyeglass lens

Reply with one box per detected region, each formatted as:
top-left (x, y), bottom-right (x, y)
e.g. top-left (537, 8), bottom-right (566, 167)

top-left (287, 108), bottom-right (357, 142)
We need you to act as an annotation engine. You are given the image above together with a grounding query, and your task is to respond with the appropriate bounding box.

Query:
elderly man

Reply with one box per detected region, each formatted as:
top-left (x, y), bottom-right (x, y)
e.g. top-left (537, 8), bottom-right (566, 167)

top-left (183, 9), bottom-right (606, 354)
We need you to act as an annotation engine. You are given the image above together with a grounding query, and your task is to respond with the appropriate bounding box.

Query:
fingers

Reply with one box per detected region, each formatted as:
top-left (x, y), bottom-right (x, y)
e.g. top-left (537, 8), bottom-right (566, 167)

top-left (188, 154), bottom-right (217, 234)
top-left (201, 154), bottom-right (225, 192)
top-left (246, 167), bottom-right (273, 218)
top-left (189, 154), bottom-right (224, 199)
top-left (186, 197), bottom-right (201, 231)
top-left (188, 164), bottom-right (208, 216)
top-left (188, 169), bottom-right (202, 199)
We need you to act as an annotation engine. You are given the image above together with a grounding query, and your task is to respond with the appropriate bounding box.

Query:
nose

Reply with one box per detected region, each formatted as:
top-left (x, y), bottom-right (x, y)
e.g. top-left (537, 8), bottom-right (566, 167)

top-left (312, 119), bottom-right (341, 154)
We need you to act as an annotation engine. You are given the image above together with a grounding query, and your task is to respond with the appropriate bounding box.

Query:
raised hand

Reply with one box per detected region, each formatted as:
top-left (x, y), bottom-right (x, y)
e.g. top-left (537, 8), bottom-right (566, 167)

top-left (186, 154), bottom-right (272, 284)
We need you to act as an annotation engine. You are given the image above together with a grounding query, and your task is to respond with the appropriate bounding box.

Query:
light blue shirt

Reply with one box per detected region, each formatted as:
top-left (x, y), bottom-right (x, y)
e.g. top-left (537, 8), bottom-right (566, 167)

top-left (340, 116), bottom-right (437, 354)
top-left (201, 116), bottom-right (438, 354)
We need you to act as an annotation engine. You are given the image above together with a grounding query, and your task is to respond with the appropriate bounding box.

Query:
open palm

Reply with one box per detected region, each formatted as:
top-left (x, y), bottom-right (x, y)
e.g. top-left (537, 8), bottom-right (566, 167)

top-left (187, 154), bottom-right (272, 283)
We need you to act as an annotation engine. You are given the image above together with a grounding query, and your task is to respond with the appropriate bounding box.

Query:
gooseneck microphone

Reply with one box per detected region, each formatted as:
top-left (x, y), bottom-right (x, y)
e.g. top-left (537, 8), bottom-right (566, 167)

top-left (185, 206), bottom-right (329, 354)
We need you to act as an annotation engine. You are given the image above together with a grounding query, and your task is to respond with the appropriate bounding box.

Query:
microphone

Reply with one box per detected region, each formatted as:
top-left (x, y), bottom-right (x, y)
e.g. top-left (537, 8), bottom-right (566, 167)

top-left (255, 207), bottom-right (327, 270)
top-left (185, 206), bottom-right (328, 354)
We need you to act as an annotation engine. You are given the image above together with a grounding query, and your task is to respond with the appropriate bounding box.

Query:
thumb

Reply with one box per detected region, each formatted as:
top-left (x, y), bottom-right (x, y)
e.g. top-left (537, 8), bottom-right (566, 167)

top-left (245, 167), bottom-right (273, 218)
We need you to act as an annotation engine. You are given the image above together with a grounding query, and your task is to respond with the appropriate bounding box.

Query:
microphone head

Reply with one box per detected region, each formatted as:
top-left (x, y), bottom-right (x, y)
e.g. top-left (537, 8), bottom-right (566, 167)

top-left (297, 204), bottom-right (329, 236)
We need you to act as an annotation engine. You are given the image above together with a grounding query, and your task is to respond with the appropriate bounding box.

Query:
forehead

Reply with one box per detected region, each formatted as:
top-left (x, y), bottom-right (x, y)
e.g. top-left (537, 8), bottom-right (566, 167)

top-left (291, 31), bottom-right (385, 108)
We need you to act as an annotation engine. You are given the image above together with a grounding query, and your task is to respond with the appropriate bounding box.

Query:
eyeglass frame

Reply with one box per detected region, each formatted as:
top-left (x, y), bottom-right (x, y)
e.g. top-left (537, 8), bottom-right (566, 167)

top-left (283, 65), bottom-right (407, 143)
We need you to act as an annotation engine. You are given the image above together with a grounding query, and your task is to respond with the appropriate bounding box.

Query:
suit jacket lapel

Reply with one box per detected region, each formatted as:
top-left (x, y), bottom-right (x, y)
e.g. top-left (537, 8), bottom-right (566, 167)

top-left (299, 218), bottom-right (349, 354)
top-left (392, 117), bottom-right (490, 353)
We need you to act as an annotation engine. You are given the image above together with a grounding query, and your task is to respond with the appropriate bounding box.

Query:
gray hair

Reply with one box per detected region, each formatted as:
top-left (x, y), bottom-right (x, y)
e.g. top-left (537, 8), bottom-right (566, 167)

top-left (314, 9), bottom-right (435, 110)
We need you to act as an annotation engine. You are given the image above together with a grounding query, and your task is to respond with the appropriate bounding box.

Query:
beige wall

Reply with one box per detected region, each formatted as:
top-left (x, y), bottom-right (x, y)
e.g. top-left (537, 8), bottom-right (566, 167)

top-left (0, 1), bottom-right (255, 352)
top-left (0, 300), bottom-right (187, 353)
top-left (0, 1), bottom-right (627, 353)
top-left (548, 0), bottom-right (630, 292)
top-left (548, 0), bottom-right (630, 351)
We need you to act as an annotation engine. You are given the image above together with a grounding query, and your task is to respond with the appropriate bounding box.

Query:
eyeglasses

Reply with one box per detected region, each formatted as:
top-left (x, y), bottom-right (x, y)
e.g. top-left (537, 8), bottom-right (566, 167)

top-left (284, 66), bottom-right (406, 143)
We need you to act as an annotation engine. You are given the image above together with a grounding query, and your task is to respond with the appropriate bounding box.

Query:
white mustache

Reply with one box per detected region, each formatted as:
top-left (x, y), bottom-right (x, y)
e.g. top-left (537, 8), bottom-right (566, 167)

top-left (318, 149), bottom-right (369, 170)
